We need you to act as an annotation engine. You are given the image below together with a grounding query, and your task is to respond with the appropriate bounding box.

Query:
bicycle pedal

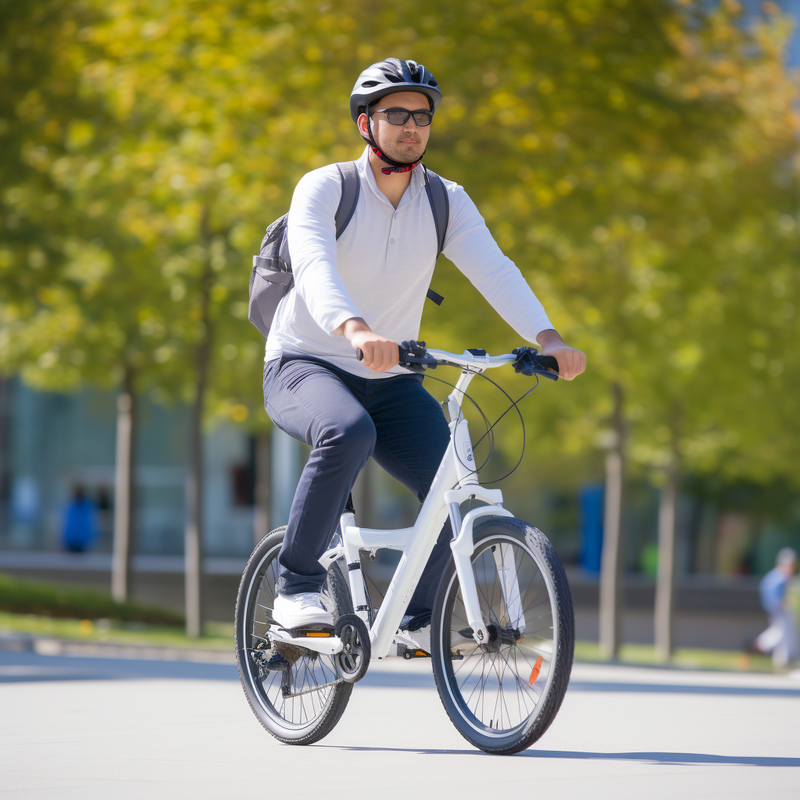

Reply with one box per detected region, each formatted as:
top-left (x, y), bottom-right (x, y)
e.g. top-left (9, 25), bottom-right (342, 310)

top-left (401, 647), bottom-right (430, 660)
top-left (284, 626), bottom-right (335, 638)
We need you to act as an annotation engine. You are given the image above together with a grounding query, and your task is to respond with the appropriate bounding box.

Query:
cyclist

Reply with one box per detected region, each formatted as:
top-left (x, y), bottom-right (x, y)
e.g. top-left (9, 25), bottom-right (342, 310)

top-left (265, 58), bottom-right (586, 650)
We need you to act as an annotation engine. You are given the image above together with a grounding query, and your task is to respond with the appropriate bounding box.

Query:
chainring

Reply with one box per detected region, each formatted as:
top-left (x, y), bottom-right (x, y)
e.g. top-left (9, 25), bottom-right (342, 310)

top-left (334, 613), bottom-right (371, 684)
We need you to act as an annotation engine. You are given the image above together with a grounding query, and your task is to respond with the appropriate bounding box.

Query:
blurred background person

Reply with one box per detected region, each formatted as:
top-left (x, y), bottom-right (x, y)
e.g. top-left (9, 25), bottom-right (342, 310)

top-left (749, 548), bottom-right (799, 668)
top-left (61, 485), bottom-right (98, 554)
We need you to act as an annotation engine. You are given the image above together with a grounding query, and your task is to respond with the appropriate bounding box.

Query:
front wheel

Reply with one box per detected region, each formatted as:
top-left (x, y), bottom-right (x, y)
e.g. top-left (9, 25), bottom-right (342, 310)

top-left (431, 517), bottom-right (574, 754)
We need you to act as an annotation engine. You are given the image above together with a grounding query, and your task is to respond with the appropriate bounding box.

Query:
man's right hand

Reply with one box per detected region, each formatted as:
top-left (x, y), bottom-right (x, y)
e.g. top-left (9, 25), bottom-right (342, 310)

top-left (340, 317), bottom-right (399, 372)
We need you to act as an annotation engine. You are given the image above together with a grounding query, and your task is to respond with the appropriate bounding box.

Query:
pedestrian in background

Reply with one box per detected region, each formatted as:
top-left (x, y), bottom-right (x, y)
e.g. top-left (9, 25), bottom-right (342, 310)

top-left (61, 486), bottom-right (98, 553)
top-left (751, 548), bottom-right (799, 668)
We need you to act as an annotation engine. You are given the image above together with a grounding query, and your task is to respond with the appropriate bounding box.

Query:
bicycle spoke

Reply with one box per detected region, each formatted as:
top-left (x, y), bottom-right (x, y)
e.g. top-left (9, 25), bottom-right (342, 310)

top-left (498, 645), bottom-right (536, 714)
top-left (456, 648), bottom-right (486, 689)
top-left (452, 646), bottom-right (482, 677)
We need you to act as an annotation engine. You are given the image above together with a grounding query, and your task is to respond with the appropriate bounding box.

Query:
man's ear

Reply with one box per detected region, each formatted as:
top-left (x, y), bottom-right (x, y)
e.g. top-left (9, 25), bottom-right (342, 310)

top-left (357, 112), bottom-right (370, 138)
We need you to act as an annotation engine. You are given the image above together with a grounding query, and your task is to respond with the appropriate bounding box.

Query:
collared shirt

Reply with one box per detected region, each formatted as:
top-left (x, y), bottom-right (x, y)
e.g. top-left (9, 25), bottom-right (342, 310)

top-left (265, 147), bottom-right (553, 378)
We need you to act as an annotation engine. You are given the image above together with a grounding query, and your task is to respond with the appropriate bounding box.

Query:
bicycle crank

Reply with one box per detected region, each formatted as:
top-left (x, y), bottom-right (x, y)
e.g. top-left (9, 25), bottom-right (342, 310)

top-left (268, 626), bottom-right (344, 657)
top-left (334, 614), bottom-right (371, 684)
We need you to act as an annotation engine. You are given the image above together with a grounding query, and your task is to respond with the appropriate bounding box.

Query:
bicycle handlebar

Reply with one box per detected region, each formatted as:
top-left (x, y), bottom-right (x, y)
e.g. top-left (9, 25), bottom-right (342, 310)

top-left (355, 342), bottom-right (559, 381)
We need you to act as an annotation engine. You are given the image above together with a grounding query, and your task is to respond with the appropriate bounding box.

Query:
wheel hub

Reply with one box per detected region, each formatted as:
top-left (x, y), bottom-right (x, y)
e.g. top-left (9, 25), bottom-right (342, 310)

top-left (482, 623), bottom-right (522, 652)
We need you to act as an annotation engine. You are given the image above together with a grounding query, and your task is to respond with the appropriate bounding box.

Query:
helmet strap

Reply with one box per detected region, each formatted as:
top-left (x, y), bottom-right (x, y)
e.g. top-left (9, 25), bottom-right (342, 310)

top-left (363, 103), bottom-right (424, 175)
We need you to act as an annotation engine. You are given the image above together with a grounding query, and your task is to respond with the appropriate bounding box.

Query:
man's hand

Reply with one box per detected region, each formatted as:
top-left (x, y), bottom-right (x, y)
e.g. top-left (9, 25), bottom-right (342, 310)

top-left (340, 317), bottom-right (399, 372)
top-left (536, 329), bottom-right (586, 381)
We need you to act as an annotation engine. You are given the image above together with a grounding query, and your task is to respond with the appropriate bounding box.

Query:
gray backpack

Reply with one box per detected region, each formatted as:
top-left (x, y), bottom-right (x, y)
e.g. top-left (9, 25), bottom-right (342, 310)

top-left (248, 161), bottom-right (449, 339)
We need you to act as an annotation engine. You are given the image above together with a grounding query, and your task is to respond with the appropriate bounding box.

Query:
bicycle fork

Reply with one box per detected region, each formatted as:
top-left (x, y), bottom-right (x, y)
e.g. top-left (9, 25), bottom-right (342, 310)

top-left (445, 486), bottom-right (515, 647)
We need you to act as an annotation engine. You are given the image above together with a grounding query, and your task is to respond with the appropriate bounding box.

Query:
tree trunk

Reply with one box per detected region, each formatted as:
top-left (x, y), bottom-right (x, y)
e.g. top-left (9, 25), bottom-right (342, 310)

top-left (599, 381), bottom-right (626, 660)
top-left (184, 376), bottom-right (206, 638)
top-left (111, 365), bottom-right (136, 603)
top-left (254, 432), bottom-right (271, 545)
top-left (185, 212), bottom-right (213, 639)
top-left (655, 423), bottom-right (681, 661)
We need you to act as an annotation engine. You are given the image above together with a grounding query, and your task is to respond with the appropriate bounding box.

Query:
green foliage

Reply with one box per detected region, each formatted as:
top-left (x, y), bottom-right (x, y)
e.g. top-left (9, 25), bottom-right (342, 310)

top-left (0, 572), bottom-right (184, 625)
top-left (1, 0), bottom-right (798, 485)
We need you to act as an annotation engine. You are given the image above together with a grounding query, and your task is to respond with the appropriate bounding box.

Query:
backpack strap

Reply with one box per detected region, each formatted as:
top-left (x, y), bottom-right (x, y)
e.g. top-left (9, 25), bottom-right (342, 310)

top-left (422, 166), bottom-right (448, 306)
top-left (422, 166), bottom-right (449, 258)
top-left (335, 162), bottom-right (360, 239)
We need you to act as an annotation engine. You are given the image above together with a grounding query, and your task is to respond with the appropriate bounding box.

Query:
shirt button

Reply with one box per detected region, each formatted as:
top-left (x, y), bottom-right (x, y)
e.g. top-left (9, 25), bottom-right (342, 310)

top-left (390, 238), bottom-right (395, 244)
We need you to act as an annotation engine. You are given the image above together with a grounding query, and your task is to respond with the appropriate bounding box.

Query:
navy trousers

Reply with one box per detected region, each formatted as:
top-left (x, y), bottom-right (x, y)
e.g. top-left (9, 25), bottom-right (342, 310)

top-left (262, 355), bottom-right (452, 617)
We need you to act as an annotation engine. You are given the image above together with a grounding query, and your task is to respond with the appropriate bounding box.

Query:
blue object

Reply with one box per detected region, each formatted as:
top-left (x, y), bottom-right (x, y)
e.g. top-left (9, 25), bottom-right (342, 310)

top-left (62, 498), bottom-right (98, 553)
top-left (579, 484), bottom-right (604, 573)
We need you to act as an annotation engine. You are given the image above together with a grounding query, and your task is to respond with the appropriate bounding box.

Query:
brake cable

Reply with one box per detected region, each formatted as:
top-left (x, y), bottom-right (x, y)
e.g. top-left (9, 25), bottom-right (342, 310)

top-left (472, 371), bottom-right (540, 485)
top-left (420, 368), bottom-right (542, 484)
top-left (421, 372), bottom-right (496, 474)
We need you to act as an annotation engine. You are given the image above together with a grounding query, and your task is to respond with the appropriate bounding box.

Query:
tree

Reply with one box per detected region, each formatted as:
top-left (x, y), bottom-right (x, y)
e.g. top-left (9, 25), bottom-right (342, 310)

top-left (0, 0), bottom-right (154, 599)
top-left (4, 0), bottom-right (797, 651)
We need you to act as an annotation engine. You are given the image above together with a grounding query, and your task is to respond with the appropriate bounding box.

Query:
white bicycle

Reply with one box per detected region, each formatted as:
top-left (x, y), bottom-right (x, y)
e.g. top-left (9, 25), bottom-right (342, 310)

top-left (235, 342), bottom-right (575, 754)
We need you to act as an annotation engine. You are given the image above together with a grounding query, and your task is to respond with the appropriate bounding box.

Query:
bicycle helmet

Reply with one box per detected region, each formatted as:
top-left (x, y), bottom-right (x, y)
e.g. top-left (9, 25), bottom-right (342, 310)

top-left (350, 58), bottom-right (442, 174)
top-left (350, 58), bottom-right (442, 122)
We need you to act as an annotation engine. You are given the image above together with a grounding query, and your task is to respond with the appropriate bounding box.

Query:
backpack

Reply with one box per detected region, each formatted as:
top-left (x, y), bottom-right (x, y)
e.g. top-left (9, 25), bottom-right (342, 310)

top-left (248, 161), bottom-right (449, 339)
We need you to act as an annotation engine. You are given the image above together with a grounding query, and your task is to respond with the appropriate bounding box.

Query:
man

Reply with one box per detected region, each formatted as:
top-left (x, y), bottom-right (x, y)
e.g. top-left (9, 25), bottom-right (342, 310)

top-left (751, 547), bottom-right (798, 667)
top-left (264, 59), bottom-right (586, 649)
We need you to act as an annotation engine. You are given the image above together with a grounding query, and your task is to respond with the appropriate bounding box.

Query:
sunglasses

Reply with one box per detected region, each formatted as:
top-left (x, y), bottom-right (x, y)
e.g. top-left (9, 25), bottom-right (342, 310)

top-left (373, 107), bottom-right (434, 127)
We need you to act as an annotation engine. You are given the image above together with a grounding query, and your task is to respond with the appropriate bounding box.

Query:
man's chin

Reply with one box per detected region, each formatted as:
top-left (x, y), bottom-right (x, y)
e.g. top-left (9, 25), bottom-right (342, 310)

top-left (388, 147), bottom-right (423, 164)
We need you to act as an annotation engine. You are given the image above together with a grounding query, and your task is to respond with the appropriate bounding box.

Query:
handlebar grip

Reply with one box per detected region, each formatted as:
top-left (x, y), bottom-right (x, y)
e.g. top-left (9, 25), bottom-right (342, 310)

top-left (357, 345), bottom-right (412, 364)
top-left (530, 353), bottom-right (559, 381)
top-left (537, 355), bottom-right (559, 372)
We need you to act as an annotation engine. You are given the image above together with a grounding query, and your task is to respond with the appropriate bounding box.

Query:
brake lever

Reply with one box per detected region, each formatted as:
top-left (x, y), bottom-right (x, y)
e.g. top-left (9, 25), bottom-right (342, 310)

top-left (399, 340), bottom-right (437, 372)
top-left (512, 348), bottom-right (559, 382)
top-left (532, 367), bottom-right (559, 382)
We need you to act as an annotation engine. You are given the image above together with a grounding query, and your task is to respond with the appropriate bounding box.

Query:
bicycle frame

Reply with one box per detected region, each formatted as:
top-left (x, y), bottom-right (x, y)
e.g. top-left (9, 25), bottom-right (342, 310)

top-left (312, 349), bottom-right (519, 659)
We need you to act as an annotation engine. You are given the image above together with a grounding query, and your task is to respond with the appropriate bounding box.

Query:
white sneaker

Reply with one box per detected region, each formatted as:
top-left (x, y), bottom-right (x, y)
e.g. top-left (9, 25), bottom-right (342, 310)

top-left (405, 623), bottom-right (431, 655)
top-left (273, 592), bottom-right (334, 629)
top-left (400, 617), bottom-right (475, 655)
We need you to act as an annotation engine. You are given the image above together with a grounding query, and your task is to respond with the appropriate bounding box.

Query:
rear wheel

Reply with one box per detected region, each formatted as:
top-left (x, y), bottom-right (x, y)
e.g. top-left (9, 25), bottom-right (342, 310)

top-left (234, 527), bottom-right (353, 745)
top-left (431, 517), bottom-right (574, 754)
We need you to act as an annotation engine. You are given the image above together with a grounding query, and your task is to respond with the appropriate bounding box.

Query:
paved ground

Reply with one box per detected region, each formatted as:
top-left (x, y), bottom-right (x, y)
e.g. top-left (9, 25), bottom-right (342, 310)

top-left (1, 648), bottom-right (798, 800)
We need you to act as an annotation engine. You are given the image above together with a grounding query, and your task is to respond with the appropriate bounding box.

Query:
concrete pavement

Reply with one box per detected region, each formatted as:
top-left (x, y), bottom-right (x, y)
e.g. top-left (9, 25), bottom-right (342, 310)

top-left (1, 649), bottom-right (798, 799)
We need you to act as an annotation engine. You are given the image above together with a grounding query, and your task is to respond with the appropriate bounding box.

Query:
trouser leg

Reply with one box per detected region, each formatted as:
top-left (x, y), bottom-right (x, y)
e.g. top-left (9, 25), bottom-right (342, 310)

top-left (263, 358), bottom-right (376, 595)
top-left (366, 375), bottom-right (452, 617)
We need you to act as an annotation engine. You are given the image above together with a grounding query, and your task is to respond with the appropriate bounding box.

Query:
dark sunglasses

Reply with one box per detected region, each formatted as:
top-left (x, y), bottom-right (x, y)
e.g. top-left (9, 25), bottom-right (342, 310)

top-left (373, 107), bottom-right (434, 127)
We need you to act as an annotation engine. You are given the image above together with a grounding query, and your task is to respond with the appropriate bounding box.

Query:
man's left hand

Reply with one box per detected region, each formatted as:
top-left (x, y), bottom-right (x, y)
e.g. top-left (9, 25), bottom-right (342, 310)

top-left (536, 329), bottom-right (586, 381)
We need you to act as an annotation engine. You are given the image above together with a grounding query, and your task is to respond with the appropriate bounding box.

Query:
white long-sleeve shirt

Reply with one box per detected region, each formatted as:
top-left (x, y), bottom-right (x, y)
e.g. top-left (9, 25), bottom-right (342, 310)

top-left (265, 147), bottom-right (553, 379)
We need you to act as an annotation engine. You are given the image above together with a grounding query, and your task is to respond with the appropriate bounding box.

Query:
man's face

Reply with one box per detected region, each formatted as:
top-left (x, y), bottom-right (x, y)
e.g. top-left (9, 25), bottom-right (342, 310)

top-left (359, 91), bottom-right (432, 164)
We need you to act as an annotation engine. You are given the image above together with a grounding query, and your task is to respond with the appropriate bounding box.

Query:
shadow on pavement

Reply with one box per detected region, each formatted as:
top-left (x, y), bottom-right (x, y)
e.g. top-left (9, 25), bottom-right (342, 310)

top-left (0, 651), bottom-right (440, 686)
top-left (526, 750), bottom-right (800, 767)
top-left (0, 652), bottom-right (238, 683)
top-left (321, 745), bottom-right (800, 767)
top-left (1, 653), bottom-right (799, 701)
top-left (568, 680), bottom-right (800, 698)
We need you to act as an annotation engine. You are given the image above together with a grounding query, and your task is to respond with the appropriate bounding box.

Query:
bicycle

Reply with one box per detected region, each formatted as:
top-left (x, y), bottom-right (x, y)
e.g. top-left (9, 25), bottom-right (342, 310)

top-left (235, 342), bottom-right (575, 754)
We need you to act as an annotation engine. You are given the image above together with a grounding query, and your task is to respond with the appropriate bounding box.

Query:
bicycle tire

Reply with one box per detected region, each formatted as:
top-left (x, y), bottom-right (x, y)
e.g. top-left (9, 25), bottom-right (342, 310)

top-left (431, 516), bottom-right (574, 754)
top-left (234, 527), bottom-right (353, 745)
